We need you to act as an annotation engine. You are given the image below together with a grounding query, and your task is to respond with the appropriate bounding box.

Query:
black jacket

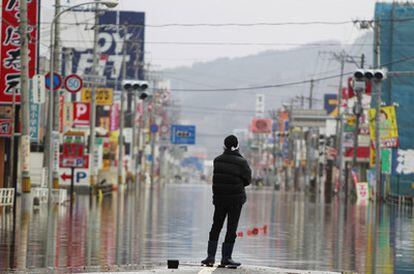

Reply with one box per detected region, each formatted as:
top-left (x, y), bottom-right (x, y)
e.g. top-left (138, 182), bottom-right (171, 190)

top-left (212, 149), bottom-right (252, 205)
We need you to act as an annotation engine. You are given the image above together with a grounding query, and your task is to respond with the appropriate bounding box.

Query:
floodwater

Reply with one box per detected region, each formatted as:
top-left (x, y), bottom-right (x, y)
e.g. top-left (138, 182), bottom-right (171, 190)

top-left (0, 184), bottom-right (413, 273)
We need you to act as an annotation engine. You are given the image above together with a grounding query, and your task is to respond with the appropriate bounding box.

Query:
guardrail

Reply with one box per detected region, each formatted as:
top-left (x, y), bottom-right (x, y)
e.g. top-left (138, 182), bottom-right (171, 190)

top-left (0, 188), bottom-right (14, 207)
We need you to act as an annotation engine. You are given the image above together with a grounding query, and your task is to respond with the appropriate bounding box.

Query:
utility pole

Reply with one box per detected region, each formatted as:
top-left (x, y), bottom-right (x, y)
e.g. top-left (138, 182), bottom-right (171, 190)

top-left (118, 28), bottom-right (128, 185)
top-left (309, 79), bottom-right (314, 109)
top-left (52, 0), bottom-right (62, 189)
top-left (89, 0), bottom-right (100, 186)
top-left (269, 110), bottom-right (278, 175)
top-left (328, 51), bottom-right (364, 196)
top-left (19, 0), bottom-right (31, 192)
top-left (352, 54), bottom-right (365, 170)
top-left (335, 52), bottom-right (345, 193)
top-left (374, 21), bottom-right (382, 201)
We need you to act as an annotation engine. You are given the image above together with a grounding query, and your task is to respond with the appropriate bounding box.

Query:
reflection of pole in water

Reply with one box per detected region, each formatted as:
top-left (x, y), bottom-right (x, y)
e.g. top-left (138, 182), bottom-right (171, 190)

top-left (15, 197), bottom-right (31, 268)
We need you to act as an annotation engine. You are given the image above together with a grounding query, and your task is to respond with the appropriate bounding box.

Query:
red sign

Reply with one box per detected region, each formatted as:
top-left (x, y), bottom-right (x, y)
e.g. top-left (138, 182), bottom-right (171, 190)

top-left (251, 118), bottom-right (272, 133)
top-left (59, 95), bottom-right (64, 132)
top-left (73, 102), bottom-right (90, 126)
top-left (0, 0), bottom-right (39, 104)
top-left (64, 74), bottom-right (83, 93)
top-left (0, 119), bottom-right (13, 137)
top-left (62, 143), bottom-right (84, 158)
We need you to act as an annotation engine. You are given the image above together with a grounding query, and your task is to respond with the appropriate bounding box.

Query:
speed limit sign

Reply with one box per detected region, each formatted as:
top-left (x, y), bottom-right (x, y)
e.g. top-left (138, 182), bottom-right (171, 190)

top-left (64, 74), bottom-right (83, 94)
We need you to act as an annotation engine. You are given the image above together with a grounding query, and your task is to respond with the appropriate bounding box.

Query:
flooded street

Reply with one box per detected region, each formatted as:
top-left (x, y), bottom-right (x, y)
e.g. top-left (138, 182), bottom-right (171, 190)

top-left (0, 184), bottom-right (413, 273)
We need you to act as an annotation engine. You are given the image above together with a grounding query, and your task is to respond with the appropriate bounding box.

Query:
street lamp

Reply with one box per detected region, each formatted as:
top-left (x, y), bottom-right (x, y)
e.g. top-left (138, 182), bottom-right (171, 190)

top-left (47, 0), bottom-right (119, 204)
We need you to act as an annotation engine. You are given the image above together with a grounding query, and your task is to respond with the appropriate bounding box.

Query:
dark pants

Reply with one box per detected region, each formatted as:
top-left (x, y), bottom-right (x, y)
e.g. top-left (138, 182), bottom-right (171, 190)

top-left (209, 203), bottom-right (243, 243)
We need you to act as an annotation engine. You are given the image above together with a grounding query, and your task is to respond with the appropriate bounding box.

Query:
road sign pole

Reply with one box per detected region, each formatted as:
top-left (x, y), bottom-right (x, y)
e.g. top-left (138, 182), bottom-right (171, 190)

top-left (70, 167), bottom-right (75, 203)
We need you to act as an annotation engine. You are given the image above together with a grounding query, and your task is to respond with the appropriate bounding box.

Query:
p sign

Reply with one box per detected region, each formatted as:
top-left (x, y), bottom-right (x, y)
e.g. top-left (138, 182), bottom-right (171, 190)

top-left (59, 168), bottom-right (89, 186)
top-left (73, 102), bottom-right (90, 126)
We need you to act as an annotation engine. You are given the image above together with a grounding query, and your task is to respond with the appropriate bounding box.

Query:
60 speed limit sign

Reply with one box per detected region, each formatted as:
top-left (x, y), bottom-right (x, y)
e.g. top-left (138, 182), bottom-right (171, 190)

top-left (64, 74), bottom-right (83, 94)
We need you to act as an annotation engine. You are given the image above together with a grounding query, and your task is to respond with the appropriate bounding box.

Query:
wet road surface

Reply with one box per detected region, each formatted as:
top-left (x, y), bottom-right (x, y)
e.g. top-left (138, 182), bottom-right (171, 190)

top-left (0, 184), bottom-right (413, 273)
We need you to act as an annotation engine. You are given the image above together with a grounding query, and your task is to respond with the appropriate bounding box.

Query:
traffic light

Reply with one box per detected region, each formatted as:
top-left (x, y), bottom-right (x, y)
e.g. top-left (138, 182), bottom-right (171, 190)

top-left (122, 80), bottom-right (150, 100)
top-left (353, 68), bottom-right (387, 92)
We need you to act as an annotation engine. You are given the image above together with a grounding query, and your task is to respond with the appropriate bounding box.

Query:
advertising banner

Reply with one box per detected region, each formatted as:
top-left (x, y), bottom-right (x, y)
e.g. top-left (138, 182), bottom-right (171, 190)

top-left (63, 11), bottom-right (145, 89)
top-left (81, 88), bottom-right (113, 105)
top-left (251, 118), bottom-right (272, 133)
top-left (368, 106), bottom-right (399, 148)
top-left (324, 94), bottom-right (338, 117)
top-left (0, 0), bottom-right (39, 104)
top-left (110, 102), bottom-right (120, 131)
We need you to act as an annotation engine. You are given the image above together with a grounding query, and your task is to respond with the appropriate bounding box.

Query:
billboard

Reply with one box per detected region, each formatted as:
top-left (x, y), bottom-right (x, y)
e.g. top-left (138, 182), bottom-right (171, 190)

top-left (251, 118), bottom-right (272, 133)
top-left (324, 94), bottom-right (338, 117)
top-left (0, 0), bottom-right (39, 104)
top-left (368, 106), bottom-right (399, 148)
top-left (63, 11), bottom-right (145, 89)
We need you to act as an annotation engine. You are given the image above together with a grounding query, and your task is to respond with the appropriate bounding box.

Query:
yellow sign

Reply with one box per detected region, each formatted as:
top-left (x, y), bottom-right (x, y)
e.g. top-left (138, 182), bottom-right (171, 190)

top-left (81, 88), bottom-right (113, 105)
top-left (368, 106), bottom-right (399, 148)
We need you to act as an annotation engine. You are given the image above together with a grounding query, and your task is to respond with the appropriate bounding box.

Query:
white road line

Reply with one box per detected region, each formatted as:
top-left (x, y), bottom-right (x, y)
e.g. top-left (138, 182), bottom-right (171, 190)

top-left (198, 266), bottom-right (218, 274)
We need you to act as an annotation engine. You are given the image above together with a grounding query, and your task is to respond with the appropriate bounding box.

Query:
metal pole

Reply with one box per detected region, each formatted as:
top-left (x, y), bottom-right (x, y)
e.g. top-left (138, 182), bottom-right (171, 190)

top-left (118, 27), bottom-right (128, 185)
top-left (89, 0), bottom-right (100, 186)
top-left (48, 14), bottom-right (58, 205)
top-left (150, 88), bottom-right (157, 186)
top-left (131, 43), bottom-right (141, 181)
top-left (9, 89), bottom-right (16, 190)
top-left (309, 79), bottom-right (314, 109)
top-left (19, 0), bottom-right (31, 192)
top-left (374, 21), bottom-right (382, 201)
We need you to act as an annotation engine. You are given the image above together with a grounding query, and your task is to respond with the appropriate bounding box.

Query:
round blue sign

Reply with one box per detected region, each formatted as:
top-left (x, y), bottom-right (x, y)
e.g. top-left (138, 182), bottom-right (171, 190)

top-left (45, 72), bottom-right (62, 91)
top-left (150, 124), bottom-right (158, 133)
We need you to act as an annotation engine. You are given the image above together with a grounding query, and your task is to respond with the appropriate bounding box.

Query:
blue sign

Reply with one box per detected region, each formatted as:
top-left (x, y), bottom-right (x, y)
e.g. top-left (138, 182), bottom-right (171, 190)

top-left (171, 125), bottom-right (196, 145)
top-left (324, 94), bottom-right (338, 116)
top-left (150, 124), bottom-right (158, 133)
top-left (45, 72), bottom-right (62, 91)
top-left (63, 11), bottom-right (145, 89)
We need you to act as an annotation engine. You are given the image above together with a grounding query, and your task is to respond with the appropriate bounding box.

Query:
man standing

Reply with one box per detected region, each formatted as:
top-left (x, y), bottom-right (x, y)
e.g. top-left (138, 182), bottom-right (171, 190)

top-left (201, 135), bottom-right (252, 268)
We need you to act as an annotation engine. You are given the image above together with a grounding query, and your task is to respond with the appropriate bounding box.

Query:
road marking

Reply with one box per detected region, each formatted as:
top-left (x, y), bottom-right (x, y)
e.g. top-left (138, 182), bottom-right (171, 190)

top-left (198, 266), bottom-right (217, 274)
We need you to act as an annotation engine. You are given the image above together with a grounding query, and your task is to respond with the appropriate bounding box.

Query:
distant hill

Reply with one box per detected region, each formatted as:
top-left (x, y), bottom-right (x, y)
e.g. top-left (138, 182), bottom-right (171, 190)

top-left (163, 33), bottom-right (373, 158)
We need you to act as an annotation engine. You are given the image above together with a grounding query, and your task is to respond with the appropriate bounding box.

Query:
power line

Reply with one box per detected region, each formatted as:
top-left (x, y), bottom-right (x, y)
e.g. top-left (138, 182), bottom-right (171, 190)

top-left (161, 54), bottom-right (414, 93)
top-left (38, 18), bottom-right (414, 28)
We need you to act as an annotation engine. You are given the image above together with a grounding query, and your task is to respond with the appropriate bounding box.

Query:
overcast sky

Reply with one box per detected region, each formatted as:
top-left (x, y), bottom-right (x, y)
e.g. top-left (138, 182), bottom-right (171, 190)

top-left (117, 0), bottom-right (381, 68)
top-left (40, 0), bottom-right (391, 69)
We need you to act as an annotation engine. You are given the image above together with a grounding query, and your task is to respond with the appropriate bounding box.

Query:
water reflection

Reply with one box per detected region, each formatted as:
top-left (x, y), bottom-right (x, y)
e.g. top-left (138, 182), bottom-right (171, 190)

top-left (0, 185), bottom-right (413, 273)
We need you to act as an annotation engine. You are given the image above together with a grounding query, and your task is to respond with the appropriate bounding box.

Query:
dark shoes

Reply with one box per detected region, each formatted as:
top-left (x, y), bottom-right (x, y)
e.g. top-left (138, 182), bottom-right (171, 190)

top-left (201, 241), bottom-right (218, 267)
top-left (219, 242), bottom-right (241, 268)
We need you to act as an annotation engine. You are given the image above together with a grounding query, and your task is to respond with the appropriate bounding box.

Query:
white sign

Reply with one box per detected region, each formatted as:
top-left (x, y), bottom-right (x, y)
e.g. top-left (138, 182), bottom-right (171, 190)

top-left (31, 75), bottom-right (46, 104)
top-left (396, 149), bottom-right (414, 174)
top-left (256, 94), bottom-right (265, 118)
top-left (59, 168), bottom-right (89, 186)
top-left (124, 128), bottom-right (132, 143)
top-left (52, 131), bottom-right (60, 170)
top-left (93, 145), bottom-right (103, 171)
top-left (356, 182), bottom-right (369, 205)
